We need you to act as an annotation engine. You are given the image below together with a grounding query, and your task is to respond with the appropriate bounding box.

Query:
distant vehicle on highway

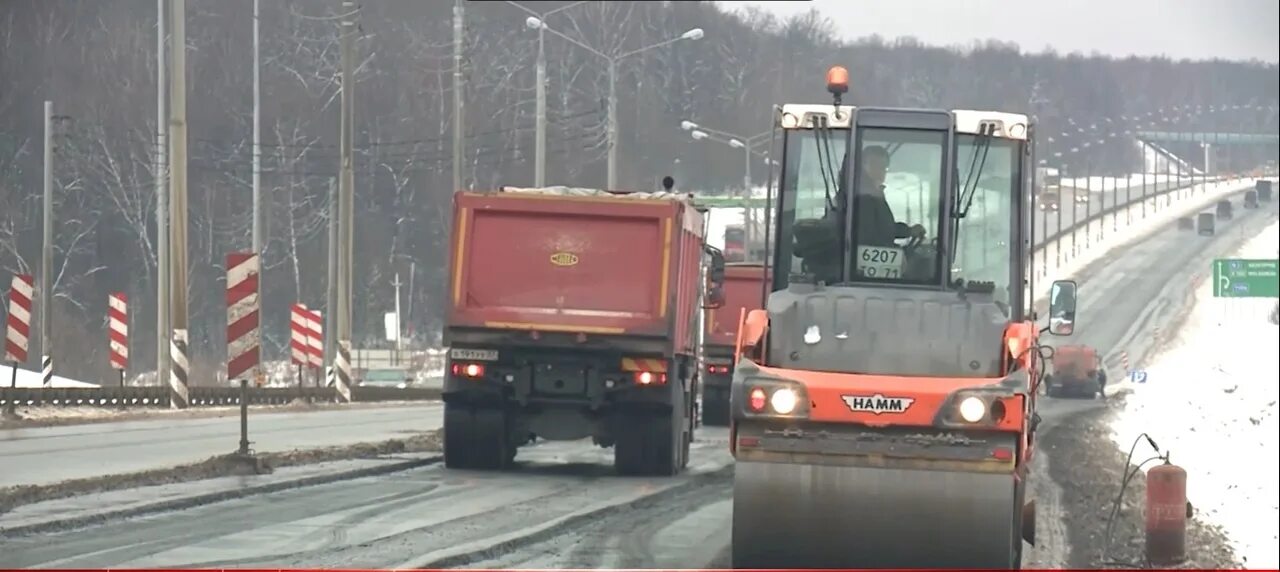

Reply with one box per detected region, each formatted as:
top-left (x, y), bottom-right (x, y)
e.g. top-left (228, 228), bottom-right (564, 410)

top-left (1037, 167), bottom-right (1061, 211)
top-left (358, 367), bottom-right (413, 389)
top-left (1257, 180), bottom-right (1273, 203)
top-left (1198, 212), bottom-right (1216, 236)
top-left (1177, 216), bottom-right (1195, 231)
top-left (1216, 199), bottom-right (1233, 220)
top-left (1244, 190), bottom-right (1259, 209)
top-left (1038, 190), bottom-right (1060, 211)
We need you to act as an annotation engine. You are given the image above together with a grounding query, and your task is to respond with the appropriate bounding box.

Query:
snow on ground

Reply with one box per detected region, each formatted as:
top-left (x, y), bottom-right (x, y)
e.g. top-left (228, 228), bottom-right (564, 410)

top-left (6, 368), bottom-right (99, 389)
top-left (1110, 220), bottom-right (1280, 569)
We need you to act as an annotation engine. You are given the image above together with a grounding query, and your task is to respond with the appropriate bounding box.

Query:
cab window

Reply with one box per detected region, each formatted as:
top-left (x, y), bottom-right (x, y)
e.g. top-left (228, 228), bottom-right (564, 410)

top-left (848, 128), bottom-right (947, 284)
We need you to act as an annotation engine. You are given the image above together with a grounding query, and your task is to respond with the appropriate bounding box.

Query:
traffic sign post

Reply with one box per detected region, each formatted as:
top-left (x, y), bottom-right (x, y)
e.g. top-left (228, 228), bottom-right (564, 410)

top-left (1213, 259), bottom-right (1279, 298)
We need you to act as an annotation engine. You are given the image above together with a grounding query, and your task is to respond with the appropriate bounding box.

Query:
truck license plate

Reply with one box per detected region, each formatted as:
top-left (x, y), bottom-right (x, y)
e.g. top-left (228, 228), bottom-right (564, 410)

top-left (856, 245), bottom-right (904, 279)
top-left (450, 348), bottom-right (499, 361)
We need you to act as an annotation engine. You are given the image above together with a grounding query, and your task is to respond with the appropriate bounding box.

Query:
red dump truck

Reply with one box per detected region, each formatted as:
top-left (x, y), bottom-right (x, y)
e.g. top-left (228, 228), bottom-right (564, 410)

top-left (442, 186), bottom-right (725, 476)
top-left (1044, 344), bottom-right (1107, 399)
top-left (700, 262), bottom-right (767, 426)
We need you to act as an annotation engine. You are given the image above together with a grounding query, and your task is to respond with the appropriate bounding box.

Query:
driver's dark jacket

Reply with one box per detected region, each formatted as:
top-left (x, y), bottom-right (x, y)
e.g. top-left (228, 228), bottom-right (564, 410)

top-left (793, 177), bottom-right (911, 280)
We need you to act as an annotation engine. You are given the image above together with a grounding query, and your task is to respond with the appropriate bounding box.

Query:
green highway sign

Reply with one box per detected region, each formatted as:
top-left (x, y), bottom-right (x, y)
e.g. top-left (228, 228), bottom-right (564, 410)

top-left (1213, 258), bottom-right (1280, 298)
top-left (693, 196), bottom-right (771, 208)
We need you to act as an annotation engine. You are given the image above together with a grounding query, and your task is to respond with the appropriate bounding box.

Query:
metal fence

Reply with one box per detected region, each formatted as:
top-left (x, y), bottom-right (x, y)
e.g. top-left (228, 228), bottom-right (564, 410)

top-left (0, 385), bottom-right (440, 408)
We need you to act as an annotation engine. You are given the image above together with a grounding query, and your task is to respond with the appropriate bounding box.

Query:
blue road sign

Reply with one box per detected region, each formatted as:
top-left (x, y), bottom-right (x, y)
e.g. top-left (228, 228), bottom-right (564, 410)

top-left (1129, 370), bottom-right (1148, 383)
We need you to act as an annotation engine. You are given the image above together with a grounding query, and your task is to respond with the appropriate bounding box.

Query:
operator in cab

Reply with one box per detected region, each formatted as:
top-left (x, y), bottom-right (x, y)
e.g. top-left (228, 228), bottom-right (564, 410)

top-left (792, 146), bottom-right (926, 282)
top-left (846, 145), bottom-right (927, 248)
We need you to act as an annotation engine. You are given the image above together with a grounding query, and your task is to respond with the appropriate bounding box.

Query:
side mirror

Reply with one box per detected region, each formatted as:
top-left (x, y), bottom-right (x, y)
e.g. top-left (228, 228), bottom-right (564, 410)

top-left (705, 285), bottom-right (726, 309)
top-left (708, 248), bottom-right (726, 285)
top-left (704, 247), bottom-right (726, 309)
top-left (1046, 279), bottom-right (1077, 336)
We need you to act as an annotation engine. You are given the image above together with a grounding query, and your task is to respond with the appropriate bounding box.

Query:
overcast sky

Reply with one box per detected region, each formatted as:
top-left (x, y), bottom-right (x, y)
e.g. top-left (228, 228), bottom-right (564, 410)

top-left (715, 0), bottom-right (1279, 63)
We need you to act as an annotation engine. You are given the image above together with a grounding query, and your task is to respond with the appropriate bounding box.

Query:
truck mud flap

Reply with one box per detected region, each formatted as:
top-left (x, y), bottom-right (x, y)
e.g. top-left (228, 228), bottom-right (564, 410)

top-left (732, 460), bottom-right (1022, 569)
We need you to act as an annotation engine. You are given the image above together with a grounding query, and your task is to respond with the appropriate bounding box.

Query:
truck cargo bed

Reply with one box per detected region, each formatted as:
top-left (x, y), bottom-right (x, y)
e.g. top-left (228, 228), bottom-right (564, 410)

top-left (447, 188), bottom-right (705, 354)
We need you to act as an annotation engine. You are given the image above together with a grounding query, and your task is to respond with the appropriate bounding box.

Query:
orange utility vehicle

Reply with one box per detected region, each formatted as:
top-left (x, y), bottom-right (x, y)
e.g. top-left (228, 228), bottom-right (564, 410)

top-left (442, 186), bottom-right (725, 475)
top-left (1044, 344), bottom-right (1107, 399)
top-left (728, 67), bottom-right (1079, 569)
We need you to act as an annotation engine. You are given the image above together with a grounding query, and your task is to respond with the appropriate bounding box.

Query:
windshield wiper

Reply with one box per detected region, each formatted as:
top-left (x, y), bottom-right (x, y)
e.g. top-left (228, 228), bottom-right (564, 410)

top-left (812, 116), bottom-right (841, 211)
top-left (949, 125), bottom-right (994, 266)
top-left (954, 126), bottom-right (994, 220)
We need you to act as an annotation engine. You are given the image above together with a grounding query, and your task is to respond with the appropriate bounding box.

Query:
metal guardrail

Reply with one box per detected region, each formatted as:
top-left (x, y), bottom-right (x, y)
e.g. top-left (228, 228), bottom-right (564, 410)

top-left (0, 385), bottom-right (441, 408)
top-left (1037, 178), bottom-right (1226, 247)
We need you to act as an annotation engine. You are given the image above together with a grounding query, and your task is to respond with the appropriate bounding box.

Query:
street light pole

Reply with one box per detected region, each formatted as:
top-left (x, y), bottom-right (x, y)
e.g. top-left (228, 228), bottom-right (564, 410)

top-left (508, 1), bottom-right (589, 187)
top-left (535, 27), bottom-right (546, 186)
top-left (607, 59), bottom-right (617, 189)
top-left (526, 18), bottom-right (702, 189)
top-left (41, 100), bottom-right (52, 387)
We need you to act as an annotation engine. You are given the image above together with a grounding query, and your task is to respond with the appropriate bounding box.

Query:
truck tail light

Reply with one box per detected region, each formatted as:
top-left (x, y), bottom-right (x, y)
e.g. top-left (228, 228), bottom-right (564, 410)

top-left (634, 371), bottom-right (667, 385)
top-left (452, 363), bottom-right (485, 378)
top-left (748, 387), bottom-right (767, 412)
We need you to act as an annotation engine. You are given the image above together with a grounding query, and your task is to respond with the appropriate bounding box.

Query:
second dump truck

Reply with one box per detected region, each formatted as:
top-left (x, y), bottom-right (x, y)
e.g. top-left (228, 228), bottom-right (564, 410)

top-left (700, 262), bottom-right (768, 426)
top-left (443, 186), bottom-right (725, 475)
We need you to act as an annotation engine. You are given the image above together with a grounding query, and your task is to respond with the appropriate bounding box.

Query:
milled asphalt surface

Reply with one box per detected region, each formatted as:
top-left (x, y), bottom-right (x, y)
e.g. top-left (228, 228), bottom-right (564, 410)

top-left (3, 188), bottom-right (1271, 569)
top-left (0, 404), bottom-right (443, 487)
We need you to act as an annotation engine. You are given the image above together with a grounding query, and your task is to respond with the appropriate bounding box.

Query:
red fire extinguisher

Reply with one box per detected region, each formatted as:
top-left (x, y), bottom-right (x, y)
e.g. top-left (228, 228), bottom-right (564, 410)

top-left (1145, 459), bottom-right (1189, 565)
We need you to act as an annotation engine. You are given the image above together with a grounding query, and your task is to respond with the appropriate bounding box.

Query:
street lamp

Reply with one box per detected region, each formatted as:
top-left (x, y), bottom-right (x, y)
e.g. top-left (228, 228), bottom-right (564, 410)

top-left (526, 16), bottom-right (704, 189)
top-left (508, 0), bottom-right (590, 187)
top-left (684, 120), bottom-right (772, 253)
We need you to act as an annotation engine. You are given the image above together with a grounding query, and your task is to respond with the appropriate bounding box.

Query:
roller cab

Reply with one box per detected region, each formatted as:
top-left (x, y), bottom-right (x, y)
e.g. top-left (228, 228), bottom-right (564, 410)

top-left (729, 77), bottom-right (1082, 569)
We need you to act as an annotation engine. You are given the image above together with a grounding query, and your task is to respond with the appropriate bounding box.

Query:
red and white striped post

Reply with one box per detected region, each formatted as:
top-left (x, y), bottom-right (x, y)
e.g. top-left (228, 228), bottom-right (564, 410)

top-left (226, 253), bottom-right (261, 385)
top-left (306, 308), bottom-right (324, 386)
top-left (290, 303), bottom-right (309, 387)
top-left (108, 293), bottom-right (128, 387)
top-left (6, 275), bottom-right (34, 410)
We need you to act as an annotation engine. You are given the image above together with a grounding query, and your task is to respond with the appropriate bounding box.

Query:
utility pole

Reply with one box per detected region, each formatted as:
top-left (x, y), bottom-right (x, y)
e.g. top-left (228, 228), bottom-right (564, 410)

top-left (168, 0), bottom-right (191, 409)
top-left (252, 0), bottom-right (263, 256)
top-left (607, 60), bottom-right (617, 189)
top-left (392, 272), bottom-right (403, 363)
top-left (40, 101), bottom-right (53, 388)
top-left (452, 0), bottom-right (464, 192)
top-left (334, 0), bottom-right (355, 401)
top-left (535, 24), bottom-right (546, 186)
top-left (156, 0), bottom-right (170, 390)
top-left (325, 177), bottom-right (337, 367)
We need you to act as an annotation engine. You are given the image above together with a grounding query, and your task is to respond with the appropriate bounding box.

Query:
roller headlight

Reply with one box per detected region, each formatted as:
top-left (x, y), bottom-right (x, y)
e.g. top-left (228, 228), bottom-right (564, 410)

top-left (958, 396), bottom-right (987, 423)
top-left (769, 388), bottom-right (799, 415)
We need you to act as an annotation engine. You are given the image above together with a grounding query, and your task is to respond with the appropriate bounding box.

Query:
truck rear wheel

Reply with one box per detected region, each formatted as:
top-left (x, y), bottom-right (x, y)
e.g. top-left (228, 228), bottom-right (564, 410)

top-left (614, 411), bottom-right (679, 476)
top-left (444, 403), bottom-right (511, 470)
top-left (700, 391), bottom-right (729, 426)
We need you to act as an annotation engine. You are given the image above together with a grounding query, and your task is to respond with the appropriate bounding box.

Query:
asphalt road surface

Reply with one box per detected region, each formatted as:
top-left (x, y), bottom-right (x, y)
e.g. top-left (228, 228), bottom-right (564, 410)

top-left (0, 404), bottom-right (443, 487)
top-left (5, 193), bottom-right (1272, 568)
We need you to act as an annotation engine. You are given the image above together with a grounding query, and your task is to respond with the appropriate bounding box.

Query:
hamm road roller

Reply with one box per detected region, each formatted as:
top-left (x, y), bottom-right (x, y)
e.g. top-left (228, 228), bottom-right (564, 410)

top-left (729, 67), bottom-right (1080, 569)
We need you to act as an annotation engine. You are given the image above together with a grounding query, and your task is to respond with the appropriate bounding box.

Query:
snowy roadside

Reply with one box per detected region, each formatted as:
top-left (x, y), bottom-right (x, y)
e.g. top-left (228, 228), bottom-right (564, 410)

top-left (1109, 221), bottom-right (1280, 569)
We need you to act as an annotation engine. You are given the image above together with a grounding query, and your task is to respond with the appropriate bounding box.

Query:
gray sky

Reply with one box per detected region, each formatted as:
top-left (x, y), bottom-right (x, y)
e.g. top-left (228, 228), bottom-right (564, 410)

top-left (715, 0), bottom-right (1279, 63)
